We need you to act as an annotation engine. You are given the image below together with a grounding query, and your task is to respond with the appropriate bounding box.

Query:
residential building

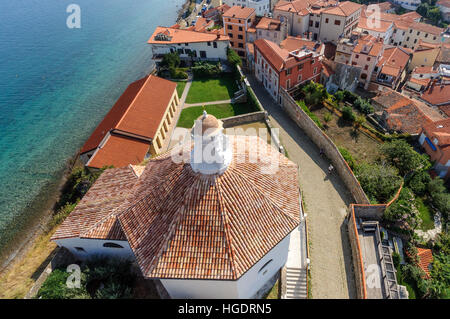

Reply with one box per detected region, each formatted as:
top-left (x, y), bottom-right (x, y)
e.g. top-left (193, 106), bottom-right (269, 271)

top-left (202, 4), bottom-right (231, 21)
top-left (254, 38), bottom-right (323, 101)
top-left (80, 75), bottom-right (179, 169)
top-left (419, 119), bottom-right (450, 179)
top-left (405, 66), bottom-right (440, 92)
top-left (434, 42), bottom-right (450, 68)
top-left (52, 114), bottom-right (302, 299)
top-left (409, 41), bottom-right (442, 71)
top-left (390, 21), bottom-right (444, 50)
top-left (392, 0), bottom-right (421, 11)
top-left (356, 16), bottom-right (393, 44)
top-left (148, 27), bottom-right (230, 62)
top-left (223, 6), bottom-right (257, 58)
top-left (273, 0), bottom-right (362, 44)
top-left (255, 17), bottom-right (288, 45)
top-left (374, 46), bottom-right (411, 90)
top-left (335, 34), bottom-right (384, 89)
top-left (222, 0), bottom-right (271, 16)
top-left (365, 2), bottom-right (395, 13)
top-left (437, 0), bottom-right (450, 22)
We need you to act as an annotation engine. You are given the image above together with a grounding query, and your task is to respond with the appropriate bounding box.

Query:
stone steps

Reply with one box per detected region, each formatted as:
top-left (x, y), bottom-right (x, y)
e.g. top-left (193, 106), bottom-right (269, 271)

top-left (283, 267), bottom-right (307, 299)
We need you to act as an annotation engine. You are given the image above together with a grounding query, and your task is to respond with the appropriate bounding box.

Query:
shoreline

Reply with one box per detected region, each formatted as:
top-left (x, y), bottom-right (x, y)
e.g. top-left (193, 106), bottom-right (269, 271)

top-left (0, 0), bottom-right (194, 289)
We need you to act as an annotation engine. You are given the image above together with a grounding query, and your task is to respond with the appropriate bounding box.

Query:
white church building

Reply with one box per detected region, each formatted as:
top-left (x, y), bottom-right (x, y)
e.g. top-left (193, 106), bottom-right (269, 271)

top-left (52, 113), bottom-right (301, 299)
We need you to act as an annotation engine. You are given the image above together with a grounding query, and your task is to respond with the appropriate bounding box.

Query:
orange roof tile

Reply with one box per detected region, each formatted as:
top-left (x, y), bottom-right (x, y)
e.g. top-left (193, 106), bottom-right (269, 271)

top-left (86, 134), bottom-right (150, 169)
top-left (148, 27), bottom-right (229, 44)
top-left (115, 75), bottom-right (176, 139)
top-left (358, 17), bottom-right (392, 33)
top-left (410, 22), bottom-right (444, 36)
top-left (416, 248), bottom-right (433, 278)
top-left (377, 47), bottom-right (410, 78)
top-left (54, 135), bottom-right (301, 280)
top-left (323, 1), bottom-right (362, 16)
top-left (223, 5), bottom-right (255, 19)
top-left (280, 36), bottom-right (324, 53)
top-left (421, 83), bottom-right (450, 106)
top-left (256, 17), bottom-right (282, 31)
top-left (80, 77), bottom-right (148, 154)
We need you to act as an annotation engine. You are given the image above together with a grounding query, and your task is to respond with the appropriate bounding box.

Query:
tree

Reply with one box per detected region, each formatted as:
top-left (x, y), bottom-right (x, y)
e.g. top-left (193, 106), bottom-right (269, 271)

top-left (302, 81), bottom-right (328, 107)
top-left (227, 47), bottom-right (242, 67)
top-left (380, 139), bottom-right (431, 176)
top-left (160, 52), bottom-right (180, 69)
top-left (342, 105), bottom-right (356, 122)
top-left (407, 171), bottom-right (432, 196)
top-left (354, 115), bottom-right (366, 129)
top-left (354, 162), bottom-right (403, 203)
top-left (334, 90), bottom-right (344, 102)
top-left (384, 188), bottom-right (416, 225)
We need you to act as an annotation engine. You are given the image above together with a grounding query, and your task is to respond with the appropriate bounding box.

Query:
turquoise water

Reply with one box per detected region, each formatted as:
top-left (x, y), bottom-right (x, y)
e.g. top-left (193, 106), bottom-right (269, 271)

top-left (0, 0), bottom-right (184, 255)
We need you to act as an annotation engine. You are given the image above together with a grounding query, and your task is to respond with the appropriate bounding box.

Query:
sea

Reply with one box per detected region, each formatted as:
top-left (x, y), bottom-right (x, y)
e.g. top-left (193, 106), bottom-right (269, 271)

top-left (0, 0), bottom-right (185, 259)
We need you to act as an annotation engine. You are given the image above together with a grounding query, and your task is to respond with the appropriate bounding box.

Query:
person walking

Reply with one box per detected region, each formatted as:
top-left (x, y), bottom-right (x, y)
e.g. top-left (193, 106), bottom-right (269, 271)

top-left (328, 164), bottom-right (334, 174)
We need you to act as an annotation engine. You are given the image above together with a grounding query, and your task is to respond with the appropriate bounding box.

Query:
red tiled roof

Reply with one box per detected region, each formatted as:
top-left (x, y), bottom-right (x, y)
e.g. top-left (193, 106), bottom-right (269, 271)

top-left (148, 27), bottom-right (229, 44)
top-left (280, 36), bottom-right (324, 53)
top-left (358, 17), bottom-right (392, 33)
top-left (256, 17), bottom-right (282, 30)
top-left (54, 135), bottom-right (301, 280)
top-left (80, 77), bottom-right (148, 154)
top-left (86, 134), bottom-right (150, 169)
top-left (254, 38), bottom-right (290, 71)
top-left (323, 1), bottom-right (362, 16)
top-left (421, 83), bottom-right (450, 106)
top-left (410, 21), bottom-right (444, 36)
top-left (353, 34), bottom-right (384, 57)
top-left (417, 248), bottom-right (433, 278)
top-left (422, 118), bottom-right (450, 148)
top-left (223, 5), bottom-right (255, 19)
top-left (51, 166), bottom-right (139, 241)
top-left (377, 47), bottom-right (410, 78)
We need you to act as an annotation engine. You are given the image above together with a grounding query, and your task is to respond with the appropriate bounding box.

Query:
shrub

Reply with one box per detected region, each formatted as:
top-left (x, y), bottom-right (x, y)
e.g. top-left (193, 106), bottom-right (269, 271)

top-left (191, 62), bottom-right (221, 78)
top-left (384, 187), bottom-right (416, 225)
top-left (302, 81), bottom-right (328, 107)
top-left (342, 106), bottom-right (356, 122)
top-left (407, 171), bottom-right (432, 196)
top-left (343, 90), bottom-right (357, 103)
top-left (297, 100), bottom-right (323, 129)
top-left (37, 269), bottom-right (89, 299)
top-left (339, 147), bottom-right (355, 169)
top-left (160, 52), bottom-right (180, 69)
top-left (354, 162), bottom-right (403, 203)
top-left (381, 139), bottom-right (431, 176)
top-left (334, 90), bottom-right (344, 102)
top-left (323, 111), bottom-right (332, 123)
top-left (353, 97), bottom-right (374, 114)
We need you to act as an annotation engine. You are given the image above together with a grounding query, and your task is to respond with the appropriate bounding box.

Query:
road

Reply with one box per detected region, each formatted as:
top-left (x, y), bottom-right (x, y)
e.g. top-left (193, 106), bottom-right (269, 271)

top-left (247, 74), bottom-right (357, 298)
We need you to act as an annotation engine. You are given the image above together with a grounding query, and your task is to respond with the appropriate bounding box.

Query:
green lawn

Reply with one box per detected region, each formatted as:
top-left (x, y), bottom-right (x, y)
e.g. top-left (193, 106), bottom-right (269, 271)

top-left (415, 197), bottom-right (435, 231)
top-left (264, 280), bottom-right (279, 299)
top-left (185, 76), bottom-right (239, 104)
top-left (175, 81), bottom-right (187, 98)
top-left (395, 265), bottom-right (418, 299)
top-left (177, 103), bottom-right (257, 128)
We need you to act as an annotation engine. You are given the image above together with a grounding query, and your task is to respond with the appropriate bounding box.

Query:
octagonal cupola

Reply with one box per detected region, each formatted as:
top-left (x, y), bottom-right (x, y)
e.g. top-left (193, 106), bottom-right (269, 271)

top-left (190, 111), bottom-right (232, 175)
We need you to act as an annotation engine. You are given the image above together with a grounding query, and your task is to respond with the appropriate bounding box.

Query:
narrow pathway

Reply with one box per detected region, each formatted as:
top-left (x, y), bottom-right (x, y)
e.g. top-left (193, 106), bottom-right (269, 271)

top-left (183, 99), bottom-right (232, 108)
top-left (246, 74), bottom-right (356, 299)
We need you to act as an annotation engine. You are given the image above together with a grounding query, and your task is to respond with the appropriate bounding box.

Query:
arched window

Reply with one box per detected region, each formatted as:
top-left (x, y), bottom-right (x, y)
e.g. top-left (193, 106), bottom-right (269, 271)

top-left (103, 242), bottom-right (124, 248)
top-left (258, 259), bottom-right (273, 275)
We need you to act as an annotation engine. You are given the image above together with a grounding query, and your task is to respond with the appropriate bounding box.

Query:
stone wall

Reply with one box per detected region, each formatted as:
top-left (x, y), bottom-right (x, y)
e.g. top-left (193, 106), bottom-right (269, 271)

top-left (279, 89), bottom-right (370, 204)
top-left (222, 111), bottom-right (267, 128)
top-left (347, 205), bottom-right (367, 299)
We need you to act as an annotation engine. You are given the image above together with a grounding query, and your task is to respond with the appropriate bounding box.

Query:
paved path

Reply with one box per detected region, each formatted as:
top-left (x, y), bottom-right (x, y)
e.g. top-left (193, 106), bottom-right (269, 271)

top-left (183, 99), bottom-right (232, 108)
top-left (247, 75), bottom-right (356, 299)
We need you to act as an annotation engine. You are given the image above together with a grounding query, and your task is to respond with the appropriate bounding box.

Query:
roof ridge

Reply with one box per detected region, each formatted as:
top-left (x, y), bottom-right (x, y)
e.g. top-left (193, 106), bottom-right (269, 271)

top-left (215, 179), bottom-right (238, 279)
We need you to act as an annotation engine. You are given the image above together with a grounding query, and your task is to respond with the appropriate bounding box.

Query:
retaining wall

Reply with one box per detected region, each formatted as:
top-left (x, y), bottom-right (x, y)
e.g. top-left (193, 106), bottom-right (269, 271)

top-left (222, 111), bottom-right (267, 128)
top-left (279, 89), bottom-right (370, 204)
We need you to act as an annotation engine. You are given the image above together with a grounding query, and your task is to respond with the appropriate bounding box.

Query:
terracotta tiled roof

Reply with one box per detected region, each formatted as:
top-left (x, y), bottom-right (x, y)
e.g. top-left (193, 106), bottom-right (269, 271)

top-left (422, 118), bottom-right (450, 148)
top-left (148, 27), bottom-right (229, 44)
top-left (368, 2), bottom-right (393, 12)
top-left (51, 166), bottom-right (139, 241)
top-left (256, 17), bottom-right (282, 31)
top-left (421, 83), bottom-right (450, 106)
top-left (416, 248), bottom-right (433, 278)
top-left (438, 0), bottom-right (450, 7)
top-left (81, 75), bottom-right (176, 158)
top-left (410, 22), bottom-right (444, 36)
top-left (375, 90), bottom-right (443, 134)
top-left (323, 1), bottom-right (362, 16)
top-left (80, 77), bottom-right (148, 154)
top-left (409, 76), bottom-right (431, 87)
top-left (223, 5), bottom-right (255, 19)
top-left (86, 134), bottom-right (150, 169)
top-left (377, 47), bottom-right (410, 78)
top-left (353, 34), bottom-right (384, 57)
top-left (254, 38), bottom-right (290, 71)
top-left (436, 44), bottom-right (450, 64)
top-left (53, 135), bottom-right (301, 280)
top-left (280, 36), bottom-right (324, 53)
top-left (358, 17), bottom-right (392, 33)
top-left (440, 105), bottom-right (450, 117)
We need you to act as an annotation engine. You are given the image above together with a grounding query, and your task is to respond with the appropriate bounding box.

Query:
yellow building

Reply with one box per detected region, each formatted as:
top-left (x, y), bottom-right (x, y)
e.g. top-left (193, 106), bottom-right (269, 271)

top-left (408, 41), bottom-right (441, 71)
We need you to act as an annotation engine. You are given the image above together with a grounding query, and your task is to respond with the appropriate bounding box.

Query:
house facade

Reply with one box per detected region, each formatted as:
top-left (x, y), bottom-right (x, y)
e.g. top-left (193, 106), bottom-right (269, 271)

top-left (255, 17), bottom-right (288, 45)
top-left (148, 27), bottom-right (230, 62)
top-left (409, 41), bottom-right (442, 71)
top-left (273, 0), bottom-right (362, 44)
top-left (254, 38), bottom-right (323, 101)
top-left (223, 6), bottom-right (257, 58)
top-left (80, 75), bottom-right (180, 169)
